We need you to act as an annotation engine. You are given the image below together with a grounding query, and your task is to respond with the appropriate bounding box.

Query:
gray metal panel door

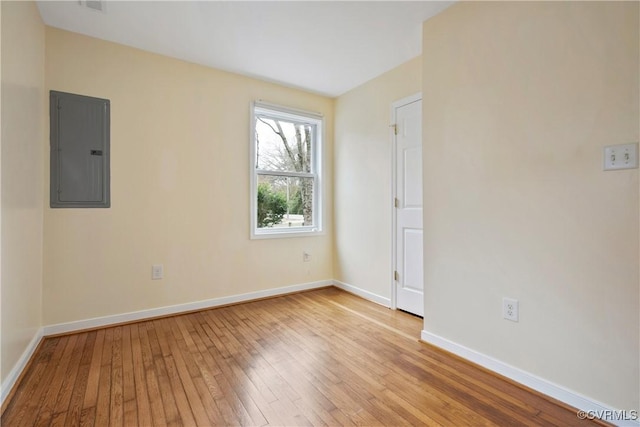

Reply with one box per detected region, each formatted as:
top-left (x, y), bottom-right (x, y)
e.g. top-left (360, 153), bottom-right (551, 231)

top-left (50, 91), bottom-right (110, 208)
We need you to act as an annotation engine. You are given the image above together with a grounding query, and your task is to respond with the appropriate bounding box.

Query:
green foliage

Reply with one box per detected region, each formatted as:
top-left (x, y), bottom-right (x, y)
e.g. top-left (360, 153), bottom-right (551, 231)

top-left (257, 183), bottom-right (287, 228)
top-left (288, 188), bottom-right (303, 215)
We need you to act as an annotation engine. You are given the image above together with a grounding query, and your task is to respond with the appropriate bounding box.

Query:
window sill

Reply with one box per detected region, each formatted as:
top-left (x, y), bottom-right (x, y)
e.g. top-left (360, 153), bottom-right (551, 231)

top-left (251, 228), bottom-right (324, 240)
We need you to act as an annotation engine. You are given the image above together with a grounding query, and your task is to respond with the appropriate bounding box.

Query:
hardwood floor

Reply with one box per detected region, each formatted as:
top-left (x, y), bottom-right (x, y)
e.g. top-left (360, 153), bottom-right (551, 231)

top-left (2, 287), bottom-right (603, 426)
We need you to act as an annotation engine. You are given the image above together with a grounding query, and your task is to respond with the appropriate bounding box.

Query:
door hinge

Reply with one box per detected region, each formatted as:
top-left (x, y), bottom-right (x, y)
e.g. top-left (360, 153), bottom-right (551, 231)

top-left (394, 197), bottom-right (399, 208)
top-left (394, 270), bottom-right (399, 281)
top-left (390, 124), bottom-right (397, 135)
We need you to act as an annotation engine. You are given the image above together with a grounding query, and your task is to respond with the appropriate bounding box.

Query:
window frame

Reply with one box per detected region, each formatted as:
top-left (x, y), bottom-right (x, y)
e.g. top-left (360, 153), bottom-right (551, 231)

top-left (250, 101), bottom-right (323, 239)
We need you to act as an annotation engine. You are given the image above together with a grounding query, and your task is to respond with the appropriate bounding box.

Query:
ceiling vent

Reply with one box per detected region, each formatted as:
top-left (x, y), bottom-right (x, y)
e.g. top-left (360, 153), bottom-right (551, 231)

top-left (78, 0), bottom-right (106, 14)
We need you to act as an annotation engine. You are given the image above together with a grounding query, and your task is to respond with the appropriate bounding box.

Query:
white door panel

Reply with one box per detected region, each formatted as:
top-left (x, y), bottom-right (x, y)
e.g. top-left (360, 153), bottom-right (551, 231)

top-left (394, 98), bottom-right (423, 317)
top-left (402, 228), bottom-right (424, 292)
top-left (403, 148), bottom-right (422, 208)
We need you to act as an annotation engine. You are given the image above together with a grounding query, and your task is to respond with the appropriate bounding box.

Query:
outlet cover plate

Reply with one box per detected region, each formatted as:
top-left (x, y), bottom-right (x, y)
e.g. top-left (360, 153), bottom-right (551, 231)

top-left (152, 264), bottom-right (163, 280)
top-left (503, 297), bottom-right (519, 322)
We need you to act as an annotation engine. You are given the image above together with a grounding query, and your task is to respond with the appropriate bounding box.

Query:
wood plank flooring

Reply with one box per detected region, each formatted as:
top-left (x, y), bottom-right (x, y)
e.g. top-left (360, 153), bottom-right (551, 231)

top-left (2, 287), bottom-right (604, 426)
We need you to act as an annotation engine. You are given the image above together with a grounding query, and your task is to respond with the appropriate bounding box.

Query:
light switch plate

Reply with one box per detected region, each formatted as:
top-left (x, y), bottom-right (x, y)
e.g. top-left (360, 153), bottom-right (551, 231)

top-left (603, 143), bottom-right (638, 171)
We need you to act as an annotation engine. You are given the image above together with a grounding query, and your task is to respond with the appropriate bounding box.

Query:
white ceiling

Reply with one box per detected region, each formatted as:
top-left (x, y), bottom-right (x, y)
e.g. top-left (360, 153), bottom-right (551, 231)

top-left (36, 1), bottom-right (453, 97)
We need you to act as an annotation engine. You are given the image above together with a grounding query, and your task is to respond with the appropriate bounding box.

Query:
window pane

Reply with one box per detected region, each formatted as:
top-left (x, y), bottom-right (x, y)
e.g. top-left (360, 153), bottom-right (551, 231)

top-left (257, 174), bottom-right (314, 229)
top-left (255, 117), bottom-right (313, 173)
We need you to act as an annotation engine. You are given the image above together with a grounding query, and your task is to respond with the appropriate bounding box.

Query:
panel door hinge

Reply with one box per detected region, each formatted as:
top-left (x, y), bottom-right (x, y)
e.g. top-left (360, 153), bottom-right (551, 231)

top-left (394, 270), bottom-right (399, 281)
top-left (390, 124), bottom-right (397, 135)
top-left (394, 197), bottom-right (399, 208)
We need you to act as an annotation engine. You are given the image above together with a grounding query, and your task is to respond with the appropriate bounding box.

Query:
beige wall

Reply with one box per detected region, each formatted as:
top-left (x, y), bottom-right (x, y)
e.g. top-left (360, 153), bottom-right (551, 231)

top-left (422, 1), bottom-right (639, 411)
top-left (1, 1), bottom-right (45, 383)
top-left (334, 57), bottom-right (421, 300)
top-left (43, 28), bottom-right (334, 325)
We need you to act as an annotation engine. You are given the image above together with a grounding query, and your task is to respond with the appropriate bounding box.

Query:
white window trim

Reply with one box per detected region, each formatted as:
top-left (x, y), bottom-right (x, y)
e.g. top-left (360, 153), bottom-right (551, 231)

top-left (250, 101), bottom-right (324, 239)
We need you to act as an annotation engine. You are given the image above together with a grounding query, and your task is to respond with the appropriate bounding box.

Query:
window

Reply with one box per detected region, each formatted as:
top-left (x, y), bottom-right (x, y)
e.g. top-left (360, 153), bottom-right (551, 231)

top-left (251, 101), bottom-right (323, 238)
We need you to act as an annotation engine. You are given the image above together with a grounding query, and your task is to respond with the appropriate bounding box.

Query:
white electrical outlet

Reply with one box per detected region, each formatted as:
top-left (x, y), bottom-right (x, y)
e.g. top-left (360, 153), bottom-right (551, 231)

top-left (604, 143), bottom-right (638, 170)
top-left (503, 297), bottom-right (519, 322)
top-left (152, 264), bottom-right (163, 280)
top-left (303, 251), bottom-right (312, 262)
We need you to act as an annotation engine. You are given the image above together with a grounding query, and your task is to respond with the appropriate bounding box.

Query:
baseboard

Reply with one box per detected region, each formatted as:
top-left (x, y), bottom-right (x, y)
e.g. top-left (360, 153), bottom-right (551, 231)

top-left (421, 330), bottom-right (639, 427)
top-left (332, 280), bottom-right (391, 307)
top-left (1, 328), bottom-right (44, 407)
top-left (43, 279), bottom-right (333, 336)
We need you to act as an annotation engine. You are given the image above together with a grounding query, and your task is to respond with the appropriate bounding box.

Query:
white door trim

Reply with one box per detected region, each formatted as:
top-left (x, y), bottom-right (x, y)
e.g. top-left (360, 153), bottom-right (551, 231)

top-left (390, 92), bottom-right (422, 311)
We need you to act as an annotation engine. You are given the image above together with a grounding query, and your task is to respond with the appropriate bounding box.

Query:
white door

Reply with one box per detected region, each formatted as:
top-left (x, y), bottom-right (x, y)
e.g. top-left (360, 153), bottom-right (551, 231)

top-left (393, 96), bottom-right (423, 317)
